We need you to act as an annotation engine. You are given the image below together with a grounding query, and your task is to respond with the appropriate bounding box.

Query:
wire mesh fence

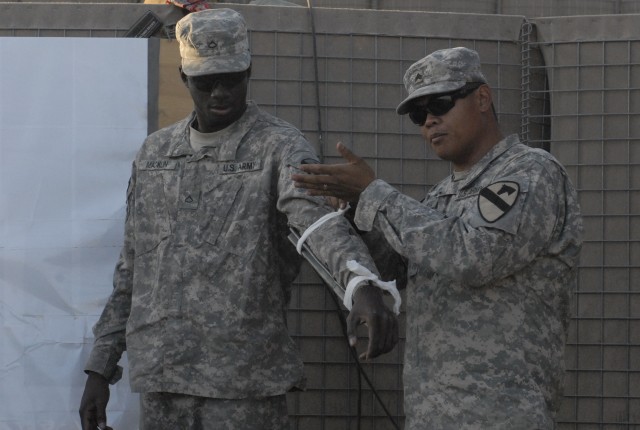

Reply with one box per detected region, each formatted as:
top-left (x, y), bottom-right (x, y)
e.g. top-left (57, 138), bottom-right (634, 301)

top-left (530, 20), bottom-right (640, 426)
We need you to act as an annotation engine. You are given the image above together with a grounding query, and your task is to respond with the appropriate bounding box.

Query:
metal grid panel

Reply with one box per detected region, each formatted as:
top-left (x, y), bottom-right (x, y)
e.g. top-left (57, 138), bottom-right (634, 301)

top-left (531, 36), bottom-right (640, 429)
top-left (250, 30), bottom-right (522, 197)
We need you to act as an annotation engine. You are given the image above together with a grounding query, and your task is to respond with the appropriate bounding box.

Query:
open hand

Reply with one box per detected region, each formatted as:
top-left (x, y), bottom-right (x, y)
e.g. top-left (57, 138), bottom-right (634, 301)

top-left (291, 142), bottom-right (376, 203)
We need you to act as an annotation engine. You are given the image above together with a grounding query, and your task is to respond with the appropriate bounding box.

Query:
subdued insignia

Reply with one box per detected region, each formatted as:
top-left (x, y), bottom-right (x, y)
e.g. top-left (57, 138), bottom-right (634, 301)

top-left (477, 181), bottom-right (519, 222)
top-left (179, 190), bottom-right (200, 210)
top-left (140, 160), bottom-right (178, 170)
top-left (221, 160), bottom-right (262, 174)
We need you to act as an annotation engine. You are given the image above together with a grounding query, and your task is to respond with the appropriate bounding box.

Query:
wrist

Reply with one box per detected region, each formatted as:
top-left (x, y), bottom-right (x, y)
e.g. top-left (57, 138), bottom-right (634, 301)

top-left (353, 282), bottom-right (381, 302)
top-left (86, 370), bottom-right (108, 381)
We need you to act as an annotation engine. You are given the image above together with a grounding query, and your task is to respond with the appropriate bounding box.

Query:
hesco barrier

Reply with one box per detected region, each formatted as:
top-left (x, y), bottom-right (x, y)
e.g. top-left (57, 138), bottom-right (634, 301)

top-left (1, 3), bottom-right (638, 429)
top-left (531, 15), bottom-right (640, 429)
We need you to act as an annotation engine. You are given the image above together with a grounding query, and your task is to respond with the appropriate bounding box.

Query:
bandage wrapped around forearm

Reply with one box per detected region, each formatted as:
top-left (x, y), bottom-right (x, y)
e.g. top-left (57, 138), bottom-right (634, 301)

top-left (343, 260), bottom-right (401, 315)
top-left (295, 206), bottom-right (401, 315)
top-left (296, 205), bottom-right (350, 254)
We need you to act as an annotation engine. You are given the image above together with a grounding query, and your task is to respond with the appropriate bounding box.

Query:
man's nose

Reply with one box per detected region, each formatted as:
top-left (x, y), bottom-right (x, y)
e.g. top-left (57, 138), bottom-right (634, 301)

top-left (424, 112), bottom-right (439, 127)
top-left (209, 81), bottom-right (226, 96)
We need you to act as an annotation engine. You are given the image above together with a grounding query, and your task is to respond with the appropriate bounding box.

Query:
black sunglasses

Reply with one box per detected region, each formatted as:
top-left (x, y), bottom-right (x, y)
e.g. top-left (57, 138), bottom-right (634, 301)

top-left (408, 82), bottom-right (484, 126)
top-left (189, 71), bottom-right (247, 93)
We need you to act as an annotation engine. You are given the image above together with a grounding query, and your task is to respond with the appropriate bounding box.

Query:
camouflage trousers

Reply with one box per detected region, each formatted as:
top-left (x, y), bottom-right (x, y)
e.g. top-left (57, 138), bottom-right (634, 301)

top-left (139, 392), bottom-right (291, 430)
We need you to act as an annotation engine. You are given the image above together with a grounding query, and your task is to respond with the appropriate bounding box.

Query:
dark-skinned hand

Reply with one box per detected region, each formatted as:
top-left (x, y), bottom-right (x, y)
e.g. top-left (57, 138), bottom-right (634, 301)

top-left (347, 283), bottom-right (399, 360)
top-left (79, 371), bottom-right (113, 430)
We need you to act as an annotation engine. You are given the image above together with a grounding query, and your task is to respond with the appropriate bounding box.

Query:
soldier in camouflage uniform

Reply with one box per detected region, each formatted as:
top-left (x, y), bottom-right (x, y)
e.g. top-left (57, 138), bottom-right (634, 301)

top-left (292, 47), bottom-right (584, 429)
top-left (78, 8), bottom-right (398, 430)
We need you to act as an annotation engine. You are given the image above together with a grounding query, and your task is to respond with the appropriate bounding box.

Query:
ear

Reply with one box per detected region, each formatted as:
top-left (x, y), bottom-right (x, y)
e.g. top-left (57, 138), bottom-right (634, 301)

top-left (179, 66), bottom-right (189, 87)
top-left (476, 84), bottom-right (493, 113)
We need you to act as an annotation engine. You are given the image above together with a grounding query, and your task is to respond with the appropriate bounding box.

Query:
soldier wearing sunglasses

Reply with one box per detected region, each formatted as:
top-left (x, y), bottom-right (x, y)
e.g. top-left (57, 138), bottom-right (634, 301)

top-left (292, 47), bottom-right (583, 429)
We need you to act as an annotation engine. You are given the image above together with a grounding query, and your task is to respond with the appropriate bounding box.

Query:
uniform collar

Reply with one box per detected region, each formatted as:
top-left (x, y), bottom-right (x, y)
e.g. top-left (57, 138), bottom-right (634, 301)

top-left (458, 134), bottom-right (520, 189)
top-left (165, 101), bottom-right (260, 161)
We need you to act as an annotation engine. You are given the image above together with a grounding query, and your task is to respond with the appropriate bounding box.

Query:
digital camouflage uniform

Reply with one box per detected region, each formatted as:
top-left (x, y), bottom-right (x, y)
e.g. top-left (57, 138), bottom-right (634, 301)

top-left (140, 392), bottom-right (289, 429)
top-left (85, 102), bottom-right (378, 407)
top-left (355, 134), bottom-right (583, 429)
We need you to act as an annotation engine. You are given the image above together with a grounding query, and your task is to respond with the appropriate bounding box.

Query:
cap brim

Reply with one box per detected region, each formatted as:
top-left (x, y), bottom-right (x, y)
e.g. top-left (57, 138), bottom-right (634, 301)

top-left (182, 52), bottom-right (251, 77)
top-left (396, 81), bottom-right (466, 115)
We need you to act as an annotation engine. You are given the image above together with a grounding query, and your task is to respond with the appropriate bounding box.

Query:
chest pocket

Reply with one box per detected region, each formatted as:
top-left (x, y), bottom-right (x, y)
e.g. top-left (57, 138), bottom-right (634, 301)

top-left (134, 170), bottom-right (174, 255)
top-left (200, 174), bottom-right (244, 253)
top-left (203, 172), bottom-right (270, 257)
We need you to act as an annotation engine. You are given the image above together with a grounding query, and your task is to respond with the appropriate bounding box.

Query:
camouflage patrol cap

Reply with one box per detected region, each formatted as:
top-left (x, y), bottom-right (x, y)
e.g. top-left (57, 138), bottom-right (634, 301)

top-left (176, 8), bottom-right (251, 76)
top-left (396, 47), bottom-right (487, 115)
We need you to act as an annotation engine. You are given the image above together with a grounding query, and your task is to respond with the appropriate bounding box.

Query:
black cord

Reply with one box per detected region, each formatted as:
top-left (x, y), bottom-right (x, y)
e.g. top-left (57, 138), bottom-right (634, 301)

top-left (326, 288), bottom-right (401, 430)
top-left (306, 0), bottom-right (324, 162)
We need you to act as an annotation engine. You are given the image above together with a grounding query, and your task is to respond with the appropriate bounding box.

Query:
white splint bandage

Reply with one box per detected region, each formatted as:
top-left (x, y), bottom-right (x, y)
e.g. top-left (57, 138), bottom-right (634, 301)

top-left (295, 205), bottom-right (401, 315)
top-left (344, 260), bottom-right (401, 315)
top-left (295, 205), bottom-right (350, 254)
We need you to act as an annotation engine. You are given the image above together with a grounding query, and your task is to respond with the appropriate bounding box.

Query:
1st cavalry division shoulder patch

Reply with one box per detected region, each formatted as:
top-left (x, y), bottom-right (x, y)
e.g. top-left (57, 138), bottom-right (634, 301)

top-left (477, 181), bottom-right (520, 223)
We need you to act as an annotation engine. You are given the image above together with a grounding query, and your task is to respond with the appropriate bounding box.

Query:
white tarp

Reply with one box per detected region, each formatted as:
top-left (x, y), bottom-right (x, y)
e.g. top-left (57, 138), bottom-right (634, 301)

top-left (0, 38), bottom-right (147, 430)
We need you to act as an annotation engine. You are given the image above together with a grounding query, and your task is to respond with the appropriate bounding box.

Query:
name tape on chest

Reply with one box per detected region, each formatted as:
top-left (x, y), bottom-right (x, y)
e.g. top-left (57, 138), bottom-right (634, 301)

top-left (140, 160), bottom-right (178, 170)
top-left (477, 181), bottom-right (519, 222)
top-left (221, 160), bottom-right (262, 174)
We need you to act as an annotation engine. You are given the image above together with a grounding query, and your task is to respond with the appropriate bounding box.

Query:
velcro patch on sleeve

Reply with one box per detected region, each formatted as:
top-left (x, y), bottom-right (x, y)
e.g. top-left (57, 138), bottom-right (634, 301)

top-left (477, 181), bottom-right (520, 223)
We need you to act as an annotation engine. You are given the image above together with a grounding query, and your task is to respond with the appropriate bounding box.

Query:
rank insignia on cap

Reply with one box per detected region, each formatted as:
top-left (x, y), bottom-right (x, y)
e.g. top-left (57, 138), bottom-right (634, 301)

top-left (477, 181), bottom-right (519, 222)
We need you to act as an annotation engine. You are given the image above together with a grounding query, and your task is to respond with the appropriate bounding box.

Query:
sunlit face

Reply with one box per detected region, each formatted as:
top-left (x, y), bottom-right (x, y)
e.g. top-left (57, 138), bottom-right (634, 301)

top-left (411, 85), bottom-right (488, 171)
top-left (181, 67), bottom-right (250, 133)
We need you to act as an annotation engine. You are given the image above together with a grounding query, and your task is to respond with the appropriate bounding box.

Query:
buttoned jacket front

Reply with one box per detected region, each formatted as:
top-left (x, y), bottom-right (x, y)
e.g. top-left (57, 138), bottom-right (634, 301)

top-left (355, 134), bottom-right (583, 429)
top-left (86, 102), bottom-right (378, 399)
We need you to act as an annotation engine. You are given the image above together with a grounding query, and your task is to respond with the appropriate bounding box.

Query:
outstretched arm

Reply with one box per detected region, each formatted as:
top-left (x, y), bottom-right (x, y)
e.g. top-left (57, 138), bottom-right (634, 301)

top-left (290, 143), bottom-right (400, 358)
top-left (291, 142), bottom-right (376, 203)
top-left (281, 139), bottom-right (397, 359)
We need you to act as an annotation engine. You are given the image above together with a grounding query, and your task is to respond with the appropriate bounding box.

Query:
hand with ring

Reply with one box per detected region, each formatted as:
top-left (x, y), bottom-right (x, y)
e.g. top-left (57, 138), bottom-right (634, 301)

top-left (291, 142), bottom-right (376, 202)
